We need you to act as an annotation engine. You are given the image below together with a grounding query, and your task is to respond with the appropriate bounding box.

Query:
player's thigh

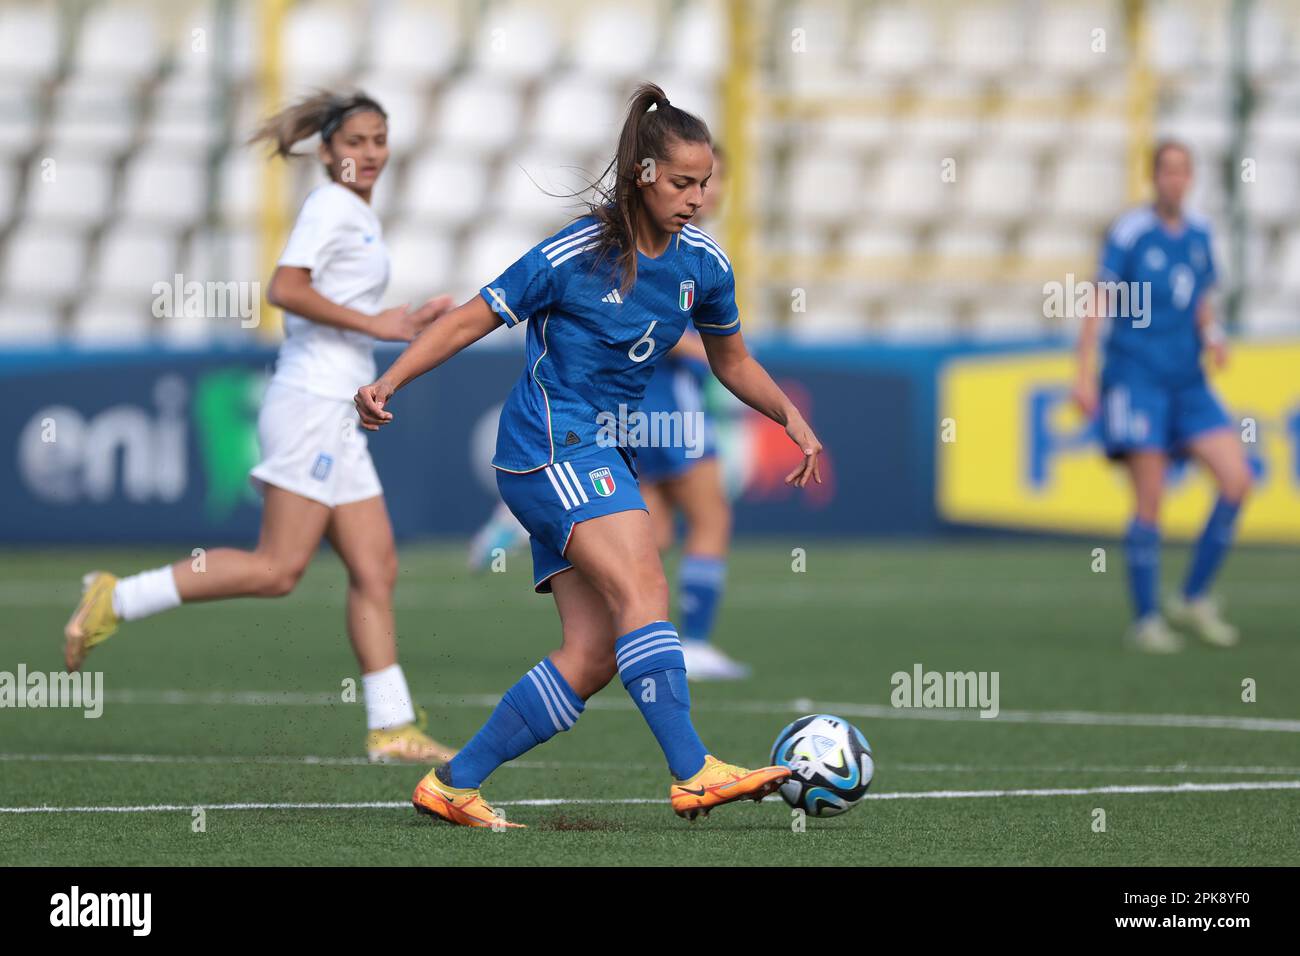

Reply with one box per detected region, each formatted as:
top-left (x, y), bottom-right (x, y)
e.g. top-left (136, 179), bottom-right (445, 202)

top-left (566, 510), bottom-right (669, 615)
top-left (1123, 450), bottom-right (1168, 523)
top-left (662, 457), bottom-right (731, 547)
top-left (326, 494), bottom-right (398, 593)
top-left (640, 481), bottom-right (676, 552)
top-left (1186, 427), bottom-right (1252, 502)
top-left (257, 484), bottom-right (331, 573)
top-left (549, 569), bottom-right (618, 693)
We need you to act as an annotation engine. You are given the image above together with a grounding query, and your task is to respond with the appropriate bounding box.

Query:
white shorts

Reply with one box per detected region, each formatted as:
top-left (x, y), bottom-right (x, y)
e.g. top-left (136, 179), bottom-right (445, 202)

top-left (249, 381), bottom-right (383, 508)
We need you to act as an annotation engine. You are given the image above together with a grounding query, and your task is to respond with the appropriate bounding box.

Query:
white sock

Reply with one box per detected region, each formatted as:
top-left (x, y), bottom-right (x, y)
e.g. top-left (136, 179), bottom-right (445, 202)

top-left (112, 566), bottom-right (182, 621)
top-left (363, 663), bottom-right (416, 730)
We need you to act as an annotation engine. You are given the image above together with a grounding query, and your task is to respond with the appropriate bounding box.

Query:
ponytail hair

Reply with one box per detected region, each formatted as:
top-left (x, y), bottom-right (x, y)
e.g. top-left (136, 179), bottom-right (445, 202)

top-left (248, 89), bottom-right (387, 159)
top-left (584, 82), bottom-right (713, 295)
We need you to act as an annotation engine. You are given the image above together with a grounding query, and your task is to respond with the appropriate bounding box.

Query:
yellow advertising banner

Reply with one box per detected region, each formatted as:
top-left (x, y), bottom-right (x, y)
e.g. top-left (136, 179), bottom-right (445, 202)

top-left (937, 342), bottom-right (1300, 542)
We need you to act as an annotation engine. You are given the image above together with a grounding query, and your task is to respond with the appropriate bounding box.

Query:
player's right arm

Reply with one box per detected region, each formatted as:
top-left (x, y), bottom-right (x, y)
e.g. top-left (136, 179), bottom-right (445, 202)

top-left (1072, 294), bottom-right (1104, 417)
top-left (267, 267), bottom-right (449, 342)
top-left (355, 294), bottom-right (503, 430)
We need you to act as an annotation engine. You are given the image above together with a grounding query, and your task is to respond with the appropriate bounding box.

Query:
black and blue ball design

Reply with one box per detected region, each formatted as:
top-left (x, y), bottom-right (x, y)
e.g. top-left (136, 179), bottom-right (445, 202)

top-left (770, 714), bottom-right (874, 816)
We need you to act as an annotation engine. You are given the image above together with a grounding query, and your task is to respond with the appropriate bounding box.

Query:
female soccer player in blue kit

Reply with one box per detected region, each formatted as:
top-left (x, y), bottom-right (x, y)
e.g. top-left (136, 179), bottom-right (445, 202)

top-left (355, 84), bottom-right (823, 827)
top-left (1073, 140), bottom-right (1251, 653)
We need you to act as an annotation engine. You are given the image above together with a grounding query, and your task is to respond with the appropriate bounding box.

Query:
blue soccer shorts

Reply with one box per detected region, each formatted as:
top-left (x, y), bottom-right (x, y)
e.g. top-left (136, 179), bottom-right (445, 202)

top-left (1100, 377), bottom-right (1232, 460)
top-left (495, 446), bottom-right (646, 593)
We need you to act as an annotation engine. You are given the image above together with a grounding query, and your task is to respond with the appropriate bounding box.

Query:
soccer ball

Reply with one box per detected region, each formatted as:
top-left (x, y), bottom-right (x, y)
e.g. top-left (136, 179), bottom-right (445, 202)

top-left (770, 714), bottom-right (874, 817)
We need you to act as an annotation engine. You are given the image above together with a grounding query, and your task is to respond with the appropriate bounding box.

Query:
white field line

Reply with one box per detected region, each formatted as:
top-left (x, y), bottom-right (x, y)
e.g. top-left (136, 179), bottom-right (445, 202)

top-left (3, 780), bottom-right (1299, 814)
top-left (88, 689), bottom-right (1300, 734)
top-left (4, 752), bottom-right (1300, 777)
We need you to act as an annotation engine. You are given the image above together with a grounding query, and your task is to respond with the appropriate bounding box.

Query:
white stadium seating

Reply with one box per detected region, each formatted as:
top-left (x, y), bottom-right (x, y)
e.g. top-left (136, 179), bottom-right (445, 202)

top-left (0, 0), bottom-right (1296, 342)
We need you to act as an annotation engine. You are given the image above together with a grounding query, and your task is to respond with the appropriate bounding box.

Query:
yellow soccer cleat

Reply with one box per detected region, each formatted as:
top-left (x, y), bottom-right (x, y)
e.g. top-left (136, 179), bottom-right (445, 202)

top-left (63, 571), bottom-right (120, 672)
top-left (411, 767), bottom-right (524, 829)
top-left (367, 723), bottom-right (458, 765)
top-left (670, 755), bottom-right (791, 821)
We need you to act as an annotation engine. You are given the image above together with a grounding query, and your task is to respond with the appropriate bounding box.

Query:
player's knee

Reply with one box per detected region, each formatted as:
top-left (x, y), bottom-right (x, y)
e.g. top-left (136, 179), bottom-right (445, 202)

top-left (1223, 467), bottom-right (1252, 504)
top-left (351, 549), bottom-right (398, 598)
top-left (258, 555), bottom-right (310, 597)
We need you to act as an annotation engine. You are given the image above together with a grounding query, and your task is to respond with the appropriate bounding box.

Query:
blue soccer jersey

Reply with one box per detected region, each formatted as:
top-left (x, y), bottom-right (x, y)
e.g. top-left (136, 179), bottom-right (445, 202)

top-left (1098, 205), bottom-right (1217, 387)
top-left (481, 216), bottom-right (739, 473)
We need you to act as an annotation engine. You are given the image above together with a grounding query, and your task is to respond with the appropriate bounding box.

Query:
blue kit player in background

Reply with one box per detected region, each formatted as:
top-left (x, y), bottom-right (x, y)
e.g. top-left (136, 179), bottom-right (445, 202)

top-left (636, 144), bottom-right (747, 681)
top-left (355, 83), bottom-right (824, 827)
top-left (1073, 139), bottom-right (1252, 653)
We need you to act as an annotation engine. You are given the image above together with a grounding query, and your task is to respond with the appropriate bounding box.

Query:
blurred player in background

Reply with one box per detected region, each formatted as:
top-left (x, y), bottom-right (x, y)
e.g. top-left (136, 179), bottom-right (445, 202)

top-left (1073, 140), bottom-right (1251, 653)
top-left (356, 83), bottom-right (821, 827)
top-left (637, 145), bottom-right (747, 680)
top-left (468, 147), bottom-right (746, 681)
top-left (64, 91), bottom-right (458, 763)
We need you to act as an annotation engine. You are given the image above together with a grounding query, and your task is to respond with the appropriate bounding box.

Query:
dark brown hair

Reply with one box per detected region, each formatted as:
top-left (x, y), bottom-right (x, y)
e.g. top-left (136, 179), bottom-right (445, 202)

top-left (248, 89), bottom-right (387, 162)
top-left (584, 82), bottom-right (713, 294)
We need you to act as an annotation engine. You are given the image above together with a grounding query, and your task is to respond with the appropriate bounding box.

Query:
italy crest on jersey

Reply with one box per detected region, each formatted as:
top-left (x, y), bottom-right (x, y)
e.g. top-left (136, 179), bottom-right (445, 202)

top-left (678, 280), bottom-right (695, 311)
top-left (588, 467), bottom-right (616, 497)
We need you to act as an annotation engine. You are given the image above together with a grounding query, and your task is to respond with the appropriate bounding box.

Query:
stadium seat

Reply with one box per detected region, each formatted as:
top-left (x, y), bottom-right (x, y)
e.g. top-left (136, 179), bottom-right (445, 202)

top-left (1048, 156), bottom-right (1127, 226)
top-left (0, 81), bottom-right (40, 159)
top-left (572, 2), bottom-right (659, 79)
top-left (0, 1), bottom-right (59, 82)
top-left (75, 1), bottom-right (163, 80)
top-left (874, 152), bottom-right (948, 224)
top-left (216, 151), bottom-right (262, 227)
top-left (857, 4), bottom-right (936, 78)
top-left (527, 75), bottom-right (620, 153)
top-left (23, 157), bottom-right (114, 227)
top-left (146, 73), bottom-right (220, 155)
top-left (467, 2), bottom-right (561, 80)
top-left (663, 1), bottom-right (725, 80)
top-left (431, 77), bottom-right (524, 155)
top-left (461, 224), bottom-right (538, 301)
top-left (120, 151), bottom-right (207, 227)
top-left (90, 225), bottom-right (179, 301)
top-left (46, 75), bottom-right (139, 153)
top-left (960, 151), bottom-right (1040, 224)
top-left (1241, 151), bottom-right (1299, 225)
top-left (0, 297), bottom-right (62, 343)
top-left (1240, 293), bottom-right (1299, 337)
top-left (785, 289), bottom-right (872, 342)
top-left (490, 148), bottom-right (590, 228)
top-left (404, 148), bottom-right (490, 227)
top-left (69, 299), bottom-right (154, 343)
top-left (876, 295), bottom-right (961, 341)
top-left (284, 1), bottom-right (360, 86)
top-left (2, 226), bottom-right (89, 299)
top-left (945, 1), bottom-right (1026, 78)
top-left (383, 225), bottom-right (455, 306)
top-left (364, 1), bottom-right (459, 80)
top-left (1030, 1), bottom-right (1124, 77)
top-left (784, 153), bottom-right (865, 227)
top-left (0, 161), bottom-right (16, 228)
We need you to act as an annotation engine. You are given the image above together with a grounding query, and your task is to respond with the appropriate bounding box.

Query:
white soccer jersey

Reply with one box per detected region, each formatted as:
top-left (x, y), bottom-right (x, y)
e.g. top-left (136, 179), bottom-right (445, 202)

top-left (272, 182), bottom-right (390, 401)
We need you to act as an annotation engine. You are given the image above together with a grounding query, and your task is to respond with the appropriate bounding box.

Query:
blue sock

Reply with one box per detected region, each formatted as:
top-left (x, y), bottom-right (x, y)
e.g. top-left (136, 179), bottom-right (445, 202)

top-left (615, 621), bottom-right (707, 780)
top-left (1183, 496), bottom-right (1242, 600)
top-left (447, 658), bottom-right (584, 789)
top-left (679, 554), bottom-right (726, 642)
top-left (1124, 518), bottom-right (1160, 620)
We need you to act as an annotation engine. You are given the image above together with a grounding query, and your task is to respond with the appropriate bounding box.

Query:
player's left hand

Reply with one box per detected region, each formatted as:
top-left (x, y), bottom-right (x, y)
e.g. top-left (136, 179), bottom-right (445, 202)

top-left (355, 379), bottom-right (396, 430)
top-left (1208, 340), bottom-right (1229, 371)
top-left (784, 415), bottom-right (823, 488)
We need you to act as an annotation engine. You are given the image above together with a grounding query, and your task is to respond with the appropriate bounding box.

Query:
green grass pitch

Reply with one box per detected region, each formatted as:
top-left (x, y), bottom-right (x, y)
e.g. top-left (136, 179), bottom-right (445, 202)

top-left (1, 540), bottom-right (1297, 866)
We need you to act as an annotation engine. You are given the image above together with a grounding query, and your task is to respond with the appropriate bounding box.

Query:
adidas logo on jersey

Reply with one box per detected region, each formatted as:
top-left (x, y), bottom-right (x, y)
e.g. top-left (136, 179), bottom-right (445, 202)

top-left (601, 289), bottom-right (623, 304)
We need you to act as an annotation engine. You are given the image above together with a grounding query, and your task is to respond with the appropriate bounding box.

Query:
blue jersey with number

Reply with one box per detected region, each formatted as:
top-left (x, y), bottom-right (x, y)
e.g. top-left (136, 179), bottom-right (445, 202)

top-left (1098, 206), bottom-right (1217, 388)
top-left (481, 216), bottom-right (739, 472)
